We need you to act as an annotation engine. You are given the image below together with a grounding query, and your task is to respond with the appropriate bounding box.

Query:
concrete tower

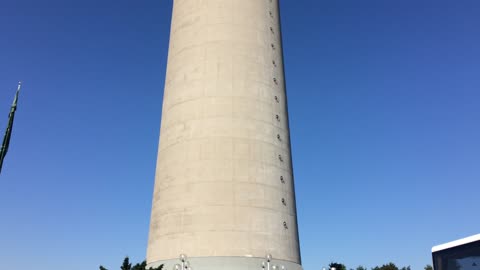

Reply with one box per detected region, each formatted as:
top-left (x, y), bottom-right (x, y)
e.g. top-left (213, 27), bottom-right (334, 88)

top-left (147, 1), bottom-right (302, 270)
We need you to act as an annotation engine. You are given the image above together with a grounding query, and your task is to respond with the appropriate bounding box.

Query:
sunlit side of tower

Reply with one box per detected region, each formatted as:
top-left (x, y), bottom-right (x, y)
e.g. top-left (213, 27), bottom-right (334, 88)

top-left (147, 1), bottom-right (302, 269)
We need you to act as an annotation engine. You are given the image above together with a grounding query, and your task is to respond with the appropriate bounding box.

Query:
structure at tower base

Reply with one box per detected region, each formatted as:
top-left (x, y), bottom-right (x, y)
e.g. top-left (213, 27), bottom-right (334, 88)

top-left (147, 1), bottom-right (302, 270)
top-left (432, 234), bottom-right (480, 270)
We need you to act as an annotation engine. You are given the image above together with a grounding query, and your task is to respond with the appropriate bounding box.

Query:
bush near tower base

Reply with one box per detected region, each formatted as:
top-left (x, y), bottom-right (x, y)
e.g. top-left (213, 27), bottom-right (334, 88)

top-left (99, 257), bottom-right (163, 270)
top-left (330, 262), bottom-right (347, 270)
top-left (330, 262), bottom-right (433, 270)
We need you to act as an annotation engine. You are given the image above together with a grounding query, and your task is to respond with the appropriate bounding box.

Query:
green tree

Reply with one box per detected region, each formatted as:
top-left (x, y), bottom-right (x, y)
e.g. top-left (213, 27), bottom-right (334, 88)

top-left (148, 264), bottom-right (164, 270)
top-left (330, 262), bottom-right (347, 270)
top-left (400, 266), bottom-right (411, 270)
top-left (372, 263), bottom-right (399, 270)
top-left (131, 260), bottom-right (164, 270)
top-left (132, 261), bottom-right (147, 270)
top-left (357, 266), bottom-right (367, 270)
top-left (425, 265), bottom-right (433, 270)
top-left (100, 257), bottom-right (164, 270)
top-left (121, 257), bottom-right (132, 270)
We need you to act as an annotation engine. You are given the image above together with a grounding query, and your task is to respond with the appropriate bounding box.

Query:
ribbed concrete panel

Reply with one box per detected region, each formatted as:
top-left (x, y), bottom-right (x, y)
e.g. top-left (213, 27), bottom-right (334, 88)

top-left (147, 0), bottom-right (301, 269)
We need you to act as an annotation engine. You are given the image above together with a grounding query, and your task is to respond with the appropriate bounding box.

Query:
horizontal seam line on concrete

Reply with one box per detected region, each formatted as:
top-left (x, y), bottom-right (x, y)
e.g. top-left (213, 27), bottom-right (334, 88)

top-left (170, 21), bottom-right (280, 36)
top-left (151, 228), bottom-right (296, 238)
top-left (163, 94), bottom-right (284, 112)
top-left (150, 201), bottom-right (298, 214)
top-left (161, 117), bottom-right (288, 136)
top-left (156, 157), bottom-right (292, 171)
top-left (154, 180), bottom-right (294, 195)
top-left (159, 134), bottom-right (291, 154)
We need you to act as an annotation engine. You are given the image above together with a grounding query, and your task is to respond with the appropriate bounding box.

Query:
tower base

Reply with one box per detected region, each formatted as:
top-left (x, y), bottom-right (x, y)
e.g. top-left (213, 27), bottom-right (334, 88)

top-left (147, 256), bottom-right (303, 270)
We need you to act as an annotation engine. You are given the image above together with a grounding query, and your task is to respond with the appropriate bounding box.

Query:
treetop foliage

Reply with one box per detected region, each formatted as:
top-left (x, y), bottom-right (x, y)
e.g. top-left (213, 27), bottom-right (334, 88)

top-left (328, 262), bottom-right (432, 270)
top-left (330, 262), bottom-right (347, 270)
top-left (99, 257), bottom-right (163, 270)
top-left (121, 257), bottom-right (132, 270)
top-left (372, 262), bottom-right (400, 270)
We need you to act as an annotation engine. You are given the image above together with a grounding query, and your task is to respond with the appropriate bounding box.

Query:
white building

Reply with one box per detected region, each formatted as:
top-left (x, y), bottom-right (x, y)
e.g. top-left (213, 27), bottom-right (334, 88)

top-left (432, 234), bottom-right (480, 270)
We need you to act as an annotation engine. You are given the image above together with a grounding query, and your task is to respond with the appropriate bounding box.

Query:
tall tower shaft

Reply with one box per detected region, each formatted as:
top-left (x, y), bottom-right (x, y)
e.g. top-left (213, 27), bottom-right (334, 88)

top-left (147, 1), bottom-right (302, 269)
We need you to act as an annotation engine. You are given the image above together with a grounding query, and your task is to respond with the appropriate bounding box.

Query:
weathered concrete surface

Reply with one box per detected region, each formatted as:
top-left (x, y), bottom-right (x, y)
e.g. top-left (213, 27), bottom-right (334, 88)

top-left (147, 0), bottom-right (301, 268)
top-left (147, 256), bottom-right (302, 270)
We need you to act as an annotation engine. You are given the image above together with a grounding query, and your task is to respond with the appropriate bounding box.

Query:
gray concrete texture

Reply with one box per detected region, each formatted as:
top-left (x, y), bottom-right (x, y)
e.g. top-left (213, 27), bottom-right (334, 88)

top-left (147, 256), bottom-right (302, 270)
top-left (147, 0), bottom-right (302, 268)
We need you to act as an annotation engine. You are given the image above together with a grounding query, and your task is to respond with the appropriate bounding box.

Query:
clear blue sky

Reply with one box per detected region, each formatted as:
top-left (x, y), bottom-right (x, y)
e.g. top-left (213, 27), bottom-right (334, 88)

top-left (0, 1), bottom-right (479, 269)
